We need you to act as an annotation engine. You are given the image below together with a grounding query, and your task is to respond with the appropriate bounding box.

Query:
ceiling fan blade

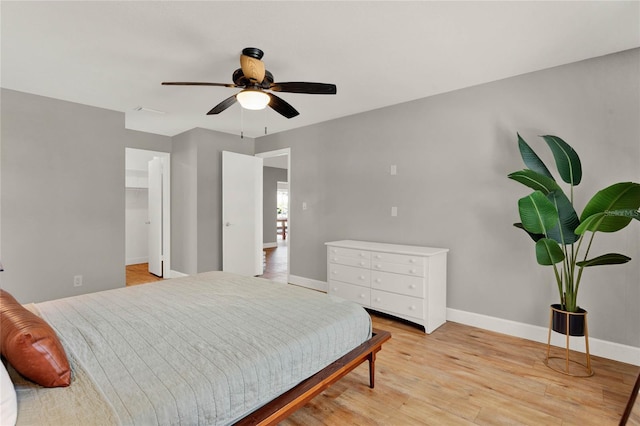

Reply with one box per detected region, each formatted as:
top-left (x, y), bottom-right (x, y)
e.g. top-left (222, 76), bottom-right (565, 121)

top-left (268, 93), bottom-right (299, 119)
top-left (269, 82), bottom-right (336, 95)
top-left (207, 95), bottom-right (238, 115)
top-left (240, 54), bottom-right (266, 83)
top-left (162, 82), bottom-right (238, 88)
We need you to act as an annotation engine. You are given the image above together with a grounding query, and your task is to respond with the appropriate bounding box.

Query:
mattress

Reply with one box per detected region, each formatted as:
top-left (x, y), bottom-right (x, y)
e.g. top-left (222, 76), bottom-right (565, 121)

top-left (12, 271), bottom-right (372, 425)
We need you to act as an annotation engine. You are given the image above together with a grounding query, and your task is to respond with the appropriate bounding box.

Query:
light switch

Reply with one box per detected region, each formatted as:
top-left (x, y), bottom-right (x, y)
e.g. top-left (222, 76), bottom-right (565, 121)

top-left (302, 202), bottom-right (308, 210)
top-left (390, 165), bottom-right (397, 175)
top-left (391, 206), bottom-right (398, 217)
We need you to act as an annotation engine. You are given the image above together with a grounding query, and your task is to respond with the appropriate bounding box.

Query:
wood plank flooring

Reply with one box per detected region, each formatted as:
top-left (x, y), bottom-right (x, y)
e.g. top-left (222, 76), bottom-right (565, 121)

top-left (260, 238), bottom-right (288, 283)
top-left (125, 263), bottom-right (163, 286)
top-left (281, 313), bottom-right (639, 426)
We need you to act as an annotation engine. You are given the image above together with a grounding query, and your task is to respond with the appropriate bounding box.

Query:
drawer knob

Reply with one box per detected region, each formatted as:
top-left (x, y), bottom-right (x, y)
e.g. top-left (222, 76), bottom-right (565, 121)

top-left (375, 297), bottom-right (381, 302)
top-left (410, 269), bottom-right (416, 274)
top-left (409, 259), bottom-right (416, 263)
top-left (332, 271), bottom-right (338, 275)
top-left (332, 257), bottom-right (338, 261)
top-left (409, 306), bottom-right (416, 310)
top-left (410, 284), bottom-right (416, 289)
top-left (359, 276), bottom-right (365, 280)
top-left (360, 261), bottom-right (365, 266)
top-left (375, 278), bottom-right (381, 283)
top-left (333, 287), bottom-right (338, 291)
top-left (332, 249), bottom-right (337, 253)
top-left (375, 264), bottom-right (382, 268)
top-left (360, 294), bottom-right (366, 298)
top-left (360, 253), bottom-right (366, 257)
top-left (375, 255), bottom-right (381, 259)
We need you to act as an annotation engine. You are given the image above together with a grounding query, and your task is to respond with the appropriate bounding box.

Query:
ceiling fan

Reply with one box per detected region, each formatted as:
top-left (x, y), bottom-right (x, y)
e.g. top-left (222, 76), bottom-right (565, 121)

top-left (162, 47), bottom-right (337, 119)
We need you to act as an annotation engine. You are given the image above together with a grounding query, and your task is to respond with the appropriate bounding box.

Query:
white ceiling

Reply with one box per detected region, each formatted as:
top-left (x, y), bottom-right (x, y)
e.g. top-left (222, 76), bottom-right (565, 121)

top-left (2, 1), bottom-right (639, 139)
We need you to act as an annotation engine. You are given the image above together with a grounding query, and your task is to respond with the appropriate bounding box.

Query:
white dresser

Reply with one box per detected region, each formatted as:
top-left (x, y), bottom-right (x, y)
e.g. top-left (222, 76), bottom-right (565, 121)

top-left (326, 240), bottom-right (448, 333)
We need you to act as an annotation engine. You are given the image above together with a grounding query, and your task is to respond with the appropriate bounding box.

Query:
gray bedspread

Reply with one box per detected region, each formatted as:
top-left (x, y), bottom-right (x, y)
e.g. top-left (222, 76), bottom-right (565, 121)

top-left (14, 271), bottom-right (371, 425)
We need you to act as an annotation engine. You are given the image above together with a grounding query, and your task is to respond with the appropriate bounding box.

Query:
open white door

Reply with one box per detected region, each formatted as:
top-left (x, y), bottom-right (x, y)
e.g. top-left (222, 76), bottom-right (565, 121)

top-left (148, 157), bottom-right (163, 277)
top-left (223, 151), bottom-right (263, 276)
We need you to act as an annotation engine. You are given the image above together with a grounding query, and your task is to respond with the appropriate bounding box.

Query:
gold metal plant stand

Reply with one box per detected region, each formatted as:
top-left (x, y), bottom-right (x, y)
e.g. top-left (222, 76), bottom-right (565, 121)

top-left (544, 305), bottom-right (593, 377)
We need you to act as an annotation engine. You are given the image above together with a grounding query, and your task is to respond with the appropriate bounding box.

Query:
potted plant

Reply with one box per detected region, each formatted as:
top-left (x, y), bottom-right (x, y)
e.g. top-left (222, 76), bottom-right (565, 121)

top-left (508, 134), bottom-right (640, 336)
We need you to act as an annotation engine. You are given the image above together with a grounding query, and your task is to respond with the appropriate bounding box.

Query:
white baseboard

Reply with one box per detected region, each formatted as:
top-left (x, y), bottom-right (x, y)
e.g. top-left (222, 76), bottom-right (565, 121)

top-left (169, 270), bottom-right (188, 278)
top-left (447, 308), bottom-right (640, 366)
top-left (288, 275), bottom-right (328, 292)
top-left (126, 257), bottom-right (148, 266)
top-left (263, 242), bottom-right (277, 249)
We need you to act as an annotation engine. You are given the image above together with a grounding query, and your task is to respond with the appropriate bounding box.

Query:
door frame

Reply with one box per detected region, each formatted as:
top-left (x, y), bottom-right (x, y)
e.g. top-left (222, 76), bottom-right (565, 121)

top-left (255, 148), bottom-right (291, 281)
top-left (125, 148), bottom-right (171, 278)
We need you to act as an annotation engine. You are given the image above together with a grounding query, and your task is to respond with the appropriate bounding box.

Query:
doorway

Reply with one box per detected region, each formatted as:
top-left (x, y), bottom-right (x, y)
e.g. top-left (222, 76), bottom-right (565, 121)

top-left (125, 148), bottom-right (171, 285)
top-left (256, 148), bottom-right (290, 283)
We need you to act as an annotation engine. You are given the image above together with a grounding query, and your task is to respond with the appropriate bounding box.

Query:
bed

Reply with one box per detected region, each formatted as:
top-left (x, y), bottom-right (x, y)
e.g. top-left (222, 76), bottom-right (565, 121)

top-left (1, 271), bottom-right (390, 425)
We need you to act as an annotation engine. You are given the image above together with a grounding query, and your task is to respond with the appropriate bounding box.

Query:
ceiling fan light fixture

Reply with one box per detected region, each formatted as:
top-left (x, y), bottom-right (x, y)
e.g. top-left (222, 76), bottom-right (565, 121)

top-left (236, 88), bottom-right (270, 110)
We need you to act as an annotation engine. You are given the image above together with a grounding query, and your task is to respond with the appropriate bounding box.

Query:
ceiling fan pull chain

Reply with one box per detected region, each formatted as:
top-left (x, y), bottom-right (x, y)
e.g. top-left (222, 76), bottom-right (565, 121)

top-left (240, 106), bottom-right (244, 139)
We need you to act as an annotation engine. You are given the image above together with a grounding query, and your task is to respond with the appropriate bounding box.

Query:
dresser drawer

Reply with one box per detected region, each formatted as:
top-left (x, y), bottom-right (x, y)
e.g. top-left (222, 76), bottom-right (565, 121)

top-left (371, 270), bottom-right (424, 298)
top-left (371, 261), bottom-right (425, 277)
top-left (328, 263), bottom-right (370, 287)
top-left (370, 251), bottom-right (425, 267)
top-left (371, 290), bottom-right (424, 319)
top-left (329, 281), bottom-right (371, 306)
top-left (328, 255), bottom-right (371, 269)
top-left (327, 246), bottom-right (371, 261)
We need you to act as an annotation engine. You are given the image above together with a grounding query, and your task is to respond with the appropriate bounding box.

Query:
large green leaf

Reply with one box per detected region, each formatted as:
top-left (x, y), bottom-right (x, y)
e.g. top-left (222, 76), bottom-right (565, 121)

top-left (546, 190), bottom-right (580, 244)
top-left (576, 253), bottom-right (631, 267)
top-left (517, 134), bottom-right (554, 179)
top-left (542, 135), bottom-right (582, 186)
top-left (518, 191), bottom-right (559, 235)
top-left (535, 238), bottom-right (565, 265)
top-left (513, 223), bottom-right (545, 242)
top-left (508, 170), bottom-right (561, 194)
top-left (578, 182), bottom-right (640, 232)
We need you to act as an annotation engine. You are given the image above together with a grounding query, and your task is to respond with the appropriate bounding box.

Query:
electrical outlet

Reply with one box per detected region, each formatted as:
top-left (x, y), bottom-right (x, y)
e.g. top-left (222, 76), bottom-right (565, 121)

top-left (73, 275), bottom-right (83, 287)
top-left (302, 202), bottom-right (308, 210)
top-left (391, 206), bottom-right (398, 217)
top-left (390, 165), bottom-right (397, 175)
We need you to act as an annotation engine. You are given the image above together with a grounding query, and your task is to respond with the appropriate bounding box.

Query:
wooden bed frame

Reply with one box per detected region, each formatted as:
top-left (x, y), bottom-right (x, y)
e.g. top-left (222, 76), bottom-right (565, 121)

top-left (235, 328), bottom-right (391, 425)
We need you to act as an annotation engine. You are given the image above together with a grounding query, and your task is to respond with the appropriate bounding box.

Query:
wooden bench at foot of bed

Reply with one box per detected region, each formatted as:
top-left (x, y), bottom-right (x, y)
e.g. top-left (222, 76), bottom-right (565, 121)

top-left (235, 328), bottom-right (392, 426)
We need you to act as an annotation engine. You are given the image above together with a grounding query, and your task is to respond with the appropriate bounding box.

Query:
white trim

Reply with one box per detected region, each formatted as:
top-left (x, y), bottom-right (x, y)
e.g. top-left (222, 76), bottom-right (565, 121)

top-left (255, 148), bottom-right (290, 159)
top-left (447, 308), bottom-right (640, 366)
top-left (263, 242), bottom-right (277, 249)
top-left (256, 148), bottom-right (291, 281)
top-left (124, 148), bottom-right (171, 278)
top-left (288, 275), bottom-right (328, 292)
top-left (125, 257), bottom-right (148, 266)
top-left (169, 270), bottom-right (188, 278)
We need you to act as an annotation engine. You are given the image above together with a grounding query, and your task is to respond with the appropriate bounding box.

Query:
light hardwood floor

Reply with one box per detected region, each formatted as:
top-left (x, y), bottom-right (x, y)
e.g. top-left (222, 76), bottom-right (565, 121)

top-left (125, 263), bottom-right (163, 286)
top-left (260, 238), bottom-right (288, 283)
top-left (282, 313), bottom-right (639, 426)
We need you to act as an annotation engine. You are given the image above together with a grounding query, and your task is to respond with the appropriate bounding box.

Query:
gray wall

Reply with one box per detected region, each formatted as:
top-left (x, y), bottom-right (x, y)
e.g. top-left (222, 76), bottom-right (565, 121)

top-left (263, 167), bottom-right (288, 244)
top-left (255, 49), bottom-right (640, 347)
top-left (0, 89), bottom-right (168, 303)
top-left (171, 128), bottom-right (254, 274)
top-left (1, 49), bottom-right (638, 347)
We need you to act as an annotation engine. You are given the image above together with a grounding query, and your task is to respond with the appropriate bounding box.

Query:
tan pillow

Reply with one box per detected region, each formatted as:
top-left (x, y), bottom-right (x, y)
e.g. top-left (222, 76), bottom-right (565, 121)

top-left (0, 289), bottom-right (71, 387)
